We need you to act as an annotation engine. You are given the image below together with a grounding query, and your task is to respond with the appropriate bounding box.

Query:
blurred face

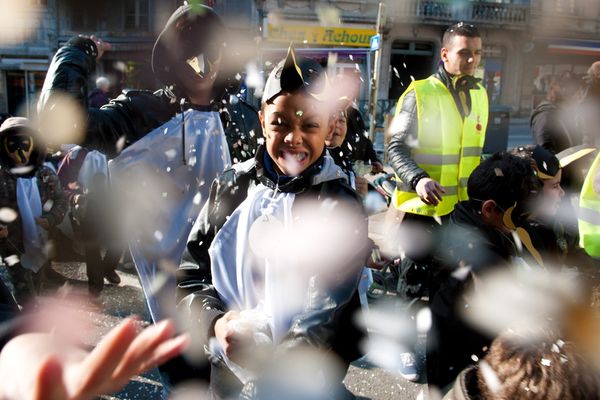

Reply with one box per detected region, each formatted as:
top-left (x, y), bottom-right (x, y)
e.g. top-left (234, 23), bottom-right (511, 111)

top-left (325, 111), bottom-right (347, 148)
top-left (260, 93), bottom-right (333, 176)
top-left (441, 35), bottom-right (482, 76)
top-left (541, 171), bottom-right (565, 217)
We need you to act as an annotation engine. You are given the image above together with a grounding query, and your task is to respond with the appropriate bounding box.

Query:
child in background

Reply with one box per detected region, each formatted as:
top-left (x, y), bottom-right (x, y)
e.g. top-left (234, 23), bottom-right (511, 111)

top-left (0, 117), bottom-right (68, 304)
top-left (176, 48), bottom-right (370, 399)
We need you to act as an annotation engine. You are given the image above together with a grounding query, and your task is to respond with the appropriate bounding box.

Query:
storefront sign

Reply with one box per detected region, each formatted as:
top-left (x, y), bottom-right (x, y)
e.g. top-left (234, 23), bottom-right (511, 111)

top-left (266, 24), bottom-right (376, 47)
top-left (370, 34), bottom-right (381, 51)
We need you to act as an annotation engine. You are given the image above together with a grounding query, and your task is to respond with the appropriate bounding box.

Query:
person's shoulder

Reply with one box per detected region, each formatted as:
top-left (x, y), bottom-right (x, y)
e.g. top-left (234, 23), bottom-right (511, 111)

top-left (314, 163), bottom-right (362, 204)
top-left (110, 88), bottom-right (179, 119)
top-left (236, 99), bottom-right (259, 113)
top-left (216, 158), bottom-right (256, 188)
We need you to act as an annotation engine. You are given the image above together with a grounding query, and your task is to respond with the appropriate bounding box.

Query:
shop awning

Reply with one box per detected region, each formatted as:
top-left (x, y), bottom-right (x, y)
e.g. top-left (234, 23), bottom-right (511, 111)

top-left (0, 57), bottom-right (48, 71)
top-left (547, 39), bottom-right (600, 56)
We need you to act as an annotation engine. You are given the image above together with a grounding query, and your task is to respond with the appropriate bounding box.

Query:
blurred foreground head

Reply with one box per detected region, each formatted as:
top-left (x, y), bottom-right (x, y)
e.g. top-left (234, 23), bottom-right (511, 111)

top-left (479, 328), bottom-right (599, 400)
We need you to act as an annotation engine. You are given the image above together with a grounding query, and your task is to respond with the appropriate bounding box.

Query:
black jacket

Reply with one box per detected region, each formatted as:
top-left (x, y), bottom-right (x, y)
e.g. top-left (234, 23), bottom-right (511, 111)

top-left (38, 37), bottom-right (261, 161)
top-left (428, 201), bottom-right (517, 389)
top-left (176, 147), bottom-right (369, 371)
top-left (0, 278), bottom-right (20, 350)
top-left (443, 366), bottom-right (484, 400)
top-left (388, 65), bottom-right (477, 191)
top-left (341, 106), bottom-right (381, 165)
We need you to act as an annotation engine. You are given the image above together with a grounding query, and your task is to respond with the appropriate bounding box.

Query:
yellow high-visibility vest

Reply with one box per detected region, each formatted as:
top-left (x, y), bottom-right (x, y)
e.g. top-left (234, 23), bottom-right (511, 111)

top-left (392, 75), bottom-right (489, 217)
top-left (579, 152), bottom-right (600, 258)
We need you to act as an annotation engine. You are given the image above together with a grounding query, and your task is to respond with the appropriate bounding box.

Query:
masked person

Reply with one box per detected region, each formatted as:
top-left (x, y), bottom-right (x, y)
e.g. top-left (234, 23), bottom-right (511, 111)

top-left (176, 47), bottom-right (369, 399)
top-left (37, 4), bottom-right (261, 310)
top-left (0, 118), bottom-right (68, 304)
top-left (511, 145), bottom-right (596, 267)
top-left (38, 4), bottom-right (260, 162)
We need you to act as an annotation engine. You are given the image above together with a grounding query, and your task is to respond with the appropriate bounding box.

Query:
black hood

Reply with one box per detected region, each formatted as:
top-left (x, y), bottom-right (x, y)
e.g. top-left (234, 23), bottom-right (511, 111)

top-left (151, 4), bottom-right (226, 87)
top-left (530, 100), bottom-right (557, 124)
top-left (0, 117), bottom-right (46, 171)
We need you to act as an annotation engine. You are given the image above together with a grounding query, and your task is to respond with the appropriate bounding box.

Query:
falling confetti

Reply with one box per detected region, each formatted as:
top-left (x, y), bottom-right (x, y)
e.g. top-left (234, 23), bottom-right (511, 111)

top-left (0, 207), bottom-right (18, 223)
top-left (316, 5), bottom-right (340, 26)
top-left (479, 360), bottom-right (502, 393)
top-left (192, 192), bottom-right (202, 205)
top-left (42, 199), bottom-right (54, 212)
top-left (541, 358), bottom-right (552, 366)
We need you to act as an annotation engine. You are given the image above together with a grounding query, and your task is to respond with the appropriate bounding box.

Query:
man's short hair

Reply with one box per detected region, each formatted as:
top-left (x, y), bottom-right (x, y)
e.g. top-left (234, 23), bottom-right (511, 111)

top-left (479, 329), bottom-right (599, 399)
top-left (442, 22), bottom-right (481, 48)
top-left (467, 152), bottom-right (538, 211)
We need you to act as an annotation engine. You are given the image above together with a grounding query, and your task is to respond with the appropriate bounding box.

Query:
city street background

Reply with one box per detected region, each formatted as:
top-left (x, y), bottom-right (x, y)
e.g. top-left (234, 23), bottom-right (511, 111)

top-left (44, 116), bottom-right (532, 400)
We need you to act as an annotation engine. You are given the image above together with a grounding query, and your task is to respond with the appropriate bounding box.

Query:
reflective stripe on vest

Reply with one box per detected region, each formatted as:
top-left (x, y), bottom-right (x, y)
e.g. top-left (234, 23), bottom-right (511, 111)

top-left (579, 153), bottom-right (600, 258)
top-left (392, 75), bottom-right (489, 217)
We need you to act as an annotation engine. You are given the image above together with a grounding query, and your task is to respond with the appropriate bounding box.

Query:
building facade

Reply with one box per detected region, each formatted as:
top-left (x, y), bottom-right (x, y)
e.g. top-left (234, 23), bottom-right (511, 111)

top-left (0, 0), bottom-right (261, 118)
top-left (257, 0), bottom-right (600, 119)
top-left (3, 1), bottom-right (600, 120)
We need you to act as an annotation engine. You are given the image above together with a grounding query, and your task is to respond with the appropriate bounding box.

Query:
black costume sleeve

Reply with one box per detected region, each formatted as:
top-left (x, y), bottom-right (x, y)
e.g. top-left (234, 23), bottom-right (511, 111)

top-left (38, 37), bottom-right (176, 157)
top-left (387, 90), bottom-right (429, 189)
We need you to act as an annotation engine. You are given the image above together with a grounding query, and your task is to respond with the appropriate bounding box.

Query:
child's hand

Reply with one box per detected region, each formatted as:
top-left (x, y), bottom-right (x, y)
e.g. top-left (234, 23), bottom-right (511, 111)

top-left (0, 225), bottom-right (7, 239)
top-left (0, 318), bottom-right (189, 400)
top-left (371, 161), bottom-right (384, 174)
top-left (214, 311), bottom-right (255, 365)
top-left (36, 218), bottom-right (50, 231)
top-left (355, 176), bottom-right (369, 197)
top-left (78, 35), bottom-right (112, 60)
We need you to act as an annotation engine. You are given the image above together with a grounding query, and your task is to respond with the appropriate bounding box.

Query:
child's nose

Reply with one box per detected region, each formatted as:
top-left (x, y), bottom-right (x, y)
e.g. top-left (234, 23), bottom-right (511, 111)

top-left (284, 129), bottom-right (302, 146)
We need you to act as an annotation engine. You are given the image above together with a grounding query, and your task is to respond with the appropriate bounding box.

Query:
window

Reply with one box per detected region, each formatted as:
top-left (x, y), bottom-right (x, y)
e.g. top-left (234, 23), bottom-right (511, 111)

top-left (125, 0), bottom-right (149, 31)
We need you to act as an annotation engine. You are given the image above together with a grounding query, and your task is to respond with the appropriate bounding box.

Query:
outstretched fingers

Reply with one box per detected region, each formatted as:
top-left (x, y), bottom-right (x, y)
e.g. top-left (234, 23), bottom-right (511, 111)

top-left (111, 319), bottom-right (177, 384)
top-left (72, 317), bottom-right (139, 395)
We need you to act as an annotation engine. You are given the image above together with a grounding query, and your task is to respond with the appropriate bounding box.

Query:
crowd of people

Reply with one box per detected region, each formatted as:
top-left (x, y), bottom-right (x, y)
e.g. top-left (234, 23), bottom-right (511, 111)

top-left (0, 3), bottom-right (599, 399)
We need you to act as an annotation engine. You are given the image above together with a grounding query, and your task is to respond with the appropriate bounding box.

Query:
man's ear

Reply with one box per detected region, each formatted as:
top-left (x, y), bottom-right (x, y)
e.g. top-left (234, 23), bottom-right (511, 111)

top-left (440, 47), bottom-right (449, 64)
top-left (481, 199), bottom-right (498, 219)
top-left (258, 109), bottom-right (265, 131)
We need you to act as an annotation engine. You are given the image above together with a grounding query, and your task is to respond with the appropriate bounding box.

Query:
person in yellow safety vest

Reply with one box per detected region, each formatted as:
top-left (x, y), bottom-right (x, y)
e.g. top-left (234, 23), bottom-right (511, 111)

top-left (384, 22), bottom-right (488, 382)
top-left (388, 22), bottom-right (488, 219)
top-left (579, 152), bottom-right (600, 258)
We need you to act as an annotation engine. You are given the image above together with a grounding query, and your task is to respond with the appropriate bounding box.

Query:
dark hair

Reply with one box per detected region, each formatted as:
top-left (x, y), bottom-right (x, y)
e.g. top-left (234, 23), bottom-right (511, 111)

top-left (467, 152), bottom-right (537, 211)
top-left (442, 22), bottom-right (481, 48)
top-left (479, 329), bottom-right (600, 400)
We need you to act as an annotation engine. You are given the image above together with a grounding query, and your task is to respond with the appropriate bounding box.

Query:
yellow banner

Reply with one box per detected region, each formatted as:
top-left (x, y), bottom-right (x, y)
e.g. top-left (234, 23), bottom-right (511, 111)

top-left (266, 24), bottom-right (376, 47)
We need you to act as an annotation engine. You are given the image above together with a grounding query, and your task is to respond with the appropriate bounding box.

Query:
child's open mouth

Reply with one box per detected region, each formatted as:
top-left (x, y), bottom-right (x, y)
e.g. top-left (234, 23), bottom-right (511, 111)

top-left (279, 150), bottom-right (309, 176)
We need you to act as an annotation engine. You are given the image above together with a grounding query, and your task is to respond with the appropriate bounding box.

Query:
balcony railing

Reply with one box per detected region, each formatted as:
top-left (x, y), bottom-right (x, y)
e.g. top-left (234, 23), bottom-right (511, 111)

top-left (394, 1), bottom-right (530, 27)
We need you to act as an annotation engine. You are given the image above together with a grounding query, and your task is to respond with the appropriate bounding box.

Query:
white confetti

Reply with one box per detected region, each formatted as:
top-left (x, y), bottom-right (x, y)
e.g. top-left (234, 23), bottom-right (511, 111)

top-left (42, 199), bottom-right (54, 212)
top-left (115, 136), bottom-right (126, 154)
top-left (479, 360), bottom-right (502, 393)
top-left (193, 192), bottom-right (202, 205)
top-left (4, 255), bottom-right (19, 266)
top-left (416, 307), bottom-right (432, 333)
top-left (0, 207), bottom-right (18, 223)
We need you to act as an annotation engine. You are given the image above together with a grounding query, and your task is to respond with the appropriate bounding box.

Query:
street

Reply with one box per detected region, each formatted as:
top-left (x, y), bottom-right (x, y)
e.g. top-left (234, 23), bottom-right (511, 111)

top-left (49, 120), bottom-right (532, 399)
